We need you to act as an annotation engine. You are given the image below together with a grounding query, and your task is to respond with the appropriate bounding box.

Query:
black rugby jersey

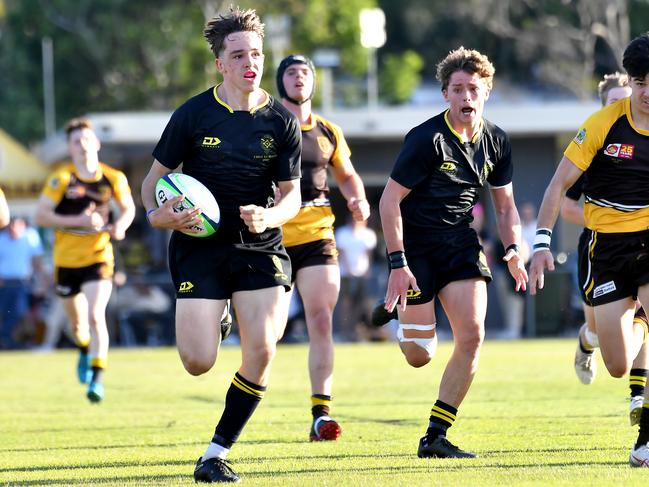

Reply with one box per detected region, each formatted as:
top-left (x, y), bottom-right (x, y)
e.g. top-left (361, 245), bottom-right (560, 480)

top-left (565, 174), bottom-right (584, 202)
top-left (153, 86), bottom-right (301, 243)
top-left (565, 97), bottom-right (649, 233)
top-left (391, 110), bottom-right (512, 237)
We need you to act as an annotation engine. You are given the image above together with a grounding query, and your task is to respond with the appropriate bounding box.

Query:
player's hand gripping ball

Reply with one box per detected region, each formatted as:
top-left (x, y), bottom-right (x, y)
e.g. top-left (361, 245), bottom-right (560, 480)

top-left (155, 173), bottom-right (220, 237)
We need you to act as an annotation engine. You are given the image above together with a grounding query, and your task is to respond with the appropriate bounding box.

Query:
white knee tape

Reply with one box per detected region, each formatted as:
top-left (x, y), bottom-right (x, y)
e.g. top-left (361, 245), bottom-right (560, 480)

top-left (397, 323), bottom-right (438, 355)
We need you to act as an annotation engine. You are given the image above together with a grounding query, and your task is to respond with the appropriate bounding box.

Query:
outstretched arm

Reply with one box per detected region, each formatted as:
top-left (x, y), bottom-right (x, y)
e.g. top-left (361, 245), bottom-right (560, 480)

top-left (490, 183), bottom-right (528, 291)
top-left (529, 156), bottom-right (583, 294)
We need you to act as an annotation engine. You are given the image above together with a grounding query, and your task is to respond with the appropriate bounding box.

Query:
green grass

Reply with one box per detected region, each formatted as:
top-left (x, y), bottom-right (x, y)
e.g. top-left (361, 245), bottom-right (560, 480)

top-left (0, 339), bottom-right (647, 486)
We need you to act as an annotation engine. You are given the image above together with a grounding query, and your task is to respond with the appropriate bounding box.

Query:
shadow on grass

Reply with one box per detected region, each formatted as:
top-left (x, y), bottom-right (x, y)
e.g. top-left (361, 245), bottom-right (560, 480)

top-left (11, 458), bottom-right (624, 485)
top-left (3, 446), bottom-right (624, 476)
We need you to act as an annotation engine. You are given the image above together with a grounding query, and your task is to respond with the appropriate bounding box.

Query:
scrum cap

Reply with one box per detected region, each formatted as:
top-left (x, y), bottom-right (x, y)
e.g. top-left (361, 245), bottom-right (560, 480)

top-left (276, 54), bottom-right (316, 105)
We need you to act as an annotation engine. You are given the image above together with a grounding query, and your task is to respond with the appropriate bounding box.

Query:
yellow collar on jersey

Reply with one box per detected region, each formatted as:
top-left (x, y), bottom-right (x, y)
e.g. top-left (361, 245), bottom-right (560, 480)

top-left (212, 84), bottom-right (270, 114)
top-left (444, 110), bottom-right (483, 144)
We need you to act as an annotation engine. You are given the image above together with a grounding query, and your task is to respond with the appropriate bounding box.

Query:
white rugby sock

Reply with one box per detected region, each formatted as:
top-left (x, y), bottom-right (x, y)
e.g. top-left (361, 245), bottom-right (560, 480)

top-left (202, 441), bottom-right (230, 461)
top-left (583, 326), bottom-right (599, 349)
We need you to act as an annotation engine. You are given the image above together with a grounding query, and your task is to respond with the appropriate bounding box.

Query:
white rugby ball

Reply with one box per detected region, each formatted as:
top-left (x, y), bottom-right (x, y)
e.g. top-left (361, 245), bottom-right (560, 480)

top-left (155, 173), bottom-right (220, 237)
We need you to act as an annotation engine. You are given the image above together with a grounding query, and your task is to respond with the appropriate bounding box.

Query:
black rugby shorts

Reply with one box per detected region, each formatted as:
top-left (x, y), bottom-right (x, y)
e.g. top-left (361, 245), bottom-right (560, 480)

top-left (168, 231), bottom-right (292, 299)
top-left (55, 262), bottom-right (114, 297)
top-left (403, 228), bottom-right (492, 306)
top-left (285, 238), bottom-right (338, 282)
top-left (578, 229), bottom-right (649, 306)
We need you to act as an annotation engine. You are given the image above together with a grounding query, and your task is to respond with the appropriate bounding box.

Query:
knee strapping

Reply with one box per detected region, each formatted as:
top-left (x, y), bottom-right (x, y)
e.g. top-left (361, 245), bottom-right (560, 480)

top-left (397, 323), bottom-right (438, 355)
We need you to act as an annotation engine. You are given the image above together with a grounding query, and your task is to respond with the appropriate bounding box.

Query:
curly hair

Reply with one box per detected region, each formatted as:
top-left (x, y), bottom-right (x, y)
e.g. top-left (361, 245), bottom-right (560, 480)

top-left (204, 6), bottom-right (264, 58)
top-left (436, 47), bottom-right (495, 91)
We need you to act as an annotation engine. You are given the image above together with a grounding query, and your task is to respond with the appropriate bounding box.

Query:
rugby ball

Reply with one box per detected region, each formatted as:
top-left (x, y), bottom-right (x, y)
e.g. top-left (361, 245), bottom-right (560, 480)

top-left (155, 173), bottom-right (220, 237)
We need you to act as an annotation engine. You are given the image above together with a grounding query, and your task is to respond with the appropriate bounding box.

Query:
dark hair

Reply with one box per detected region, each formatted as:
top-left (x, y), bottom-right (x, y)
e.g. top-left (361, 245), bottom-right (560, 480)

top-left (276, 54), bottom-right (316, 104)
top-left (204, 6), bottom-right (264, 58)
top-left (622, 32), bottom-right (649, 79)
top-left (436, 47), bottom-right (495, 91)
top-left (65, 118), bottom-right (93, 140)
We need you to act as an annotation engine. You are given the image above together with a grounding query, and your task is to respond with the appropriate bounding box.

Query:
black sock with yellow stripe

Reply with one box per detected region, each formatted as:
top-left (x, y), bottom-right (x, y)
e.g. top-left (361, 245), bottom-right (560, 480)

top-left (629, 369), bottom-right (648, 398)
top-left (635, 404), bottom-right (649, 449)
top-left (212, 372), bottom-right (266, 448)
top-left (311, 394), bottom-right (332, 419)
top-left (427, 399), bottom-right (457, 438)
top-left (90, 357), bottom-right (106, 384)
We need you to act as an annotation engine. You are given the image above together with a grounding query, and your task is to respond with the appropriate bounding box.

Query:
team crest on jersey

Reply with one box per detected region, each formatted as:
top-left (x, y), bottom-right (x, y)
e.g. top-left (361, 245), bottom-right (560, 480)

top-left (604, 143), bottom-right (634, 160)
top-left (317, 136), bottom-right (333, 155)
top-left (260, 135), bottom-right (276, 154)
top-left (574, 128), bottom-right (587, 145)
top-left (49, 177), bottom-right (59, 189)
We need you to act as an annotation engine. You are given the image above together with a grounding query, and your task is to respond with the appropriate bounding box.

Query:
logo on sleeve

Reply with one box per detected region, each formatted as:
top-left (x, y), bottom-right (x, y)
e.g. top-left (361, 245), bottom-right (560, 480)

top-left (574, 128), bottom-right (587, 145)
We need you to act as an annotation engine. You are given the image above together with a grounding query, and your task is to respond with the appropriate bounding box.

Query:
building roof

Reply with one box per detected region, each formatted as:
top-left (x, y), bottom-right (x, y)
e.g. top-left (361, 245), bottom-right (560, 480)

top-left (34, 100), bottom-right (601, 165)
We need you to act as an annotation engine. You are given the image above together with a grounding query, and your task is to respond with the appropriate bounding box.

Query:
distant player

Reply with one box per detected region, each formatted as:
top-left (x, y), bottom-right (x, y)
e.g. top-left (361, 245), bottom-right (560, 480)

top-left (379, 47), bottom-right (528, 458)
top-left (530, 33), bottom-right (649, 467)
top-left (35, 118), bottom-right (135, 403)
top-left (0, 187), bottom-right (9, 228)
top-left (561, 72), bottom-right (648, 425)
top-left (276, 54), bottom-right (370, 442)
top-left (141, 7), bottom-right (301, 483)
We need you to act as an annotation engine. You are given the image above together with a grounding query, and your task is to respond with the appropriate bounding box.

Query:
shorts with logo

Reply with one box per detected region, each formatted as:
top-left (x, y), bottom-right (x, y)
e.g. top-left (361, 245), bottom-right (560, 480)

top-left (55, 262), bottom-right (114, 297)
top-left (168, 231), bottom-right (292, 299)
top-left (578, 229), bottom-right (649, 306)
top-left (403, 227), bottom-right (492, 306)
top-left (285, 238), bottom-right (338, 282)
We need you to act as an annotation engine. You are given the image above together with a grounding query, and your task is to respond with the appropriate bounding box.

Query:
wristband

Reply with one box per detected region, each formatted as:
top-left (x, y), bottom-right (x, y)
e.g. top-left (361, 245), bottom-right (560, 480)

top-left (146, 208), bottom-right (156, 222)
top-left (505, 244), bottom-right (520, 254)
top-left (388, 250), bottom-right (408, 269)
top-left (533, 228), bottom-right (552, 253)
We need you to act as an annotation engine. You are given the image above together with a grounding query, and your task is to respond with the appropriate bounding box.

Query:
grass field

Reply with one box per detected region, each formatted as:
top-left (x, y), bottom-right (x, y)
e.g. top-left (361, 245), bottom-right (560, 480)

top-left (0, 338), bottom-right (647, 486)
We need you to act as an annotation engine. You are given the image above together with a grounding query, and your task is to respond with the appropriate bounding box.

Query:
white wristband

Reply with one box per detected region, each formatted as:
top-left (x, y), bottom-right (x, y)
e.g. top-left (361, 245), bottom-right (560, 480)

top-left (533, 228), bottom-right (552, 253)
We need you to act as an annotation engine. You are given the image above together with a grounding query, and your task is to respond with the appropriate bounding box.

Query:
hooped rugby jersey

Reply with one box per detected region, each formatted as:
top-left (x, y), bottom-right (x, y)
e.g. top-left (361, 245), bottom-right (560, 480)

top-left (564, 97), bottom-right (649, 233)
top-left (41, 162), bottom-right (131, 268)
top-left (391, 110), bottom-right (513, 240)
top-left (282, 113), bottom-right (351, 247)
top-left (153, 86), bottom-right (301, 244)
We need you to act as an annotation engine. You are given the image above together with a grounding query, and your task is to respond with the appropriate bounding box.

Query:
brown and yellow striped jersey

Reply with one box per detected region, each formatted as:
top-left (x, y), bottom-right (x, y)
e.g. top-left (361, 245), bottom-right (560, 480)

top-left (41, 162), bottom-right (131, 268)
top-left (282, 113), bottom-right (351, 247)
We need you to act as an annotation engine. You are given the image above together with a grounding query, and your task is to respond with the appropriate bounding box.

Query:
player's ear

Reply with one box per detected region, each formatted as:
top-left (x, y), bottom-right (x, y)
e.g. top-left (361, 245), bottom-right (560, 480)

top-left (215, 58), bottom-right (224, 74)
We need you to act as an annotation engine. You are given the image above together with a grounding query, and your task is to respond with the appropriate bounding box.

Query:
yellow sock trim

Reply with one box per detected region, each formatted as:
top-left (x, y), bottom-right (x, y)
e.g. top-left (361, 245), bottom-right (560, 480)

top-left (75, 337), bottom-right (90, 348)
top-left (91, 357), bottom-right (107, 369)
top-left (430, 405), bottom-right (456, 424)
top-left (311, 396), bottom-right (332, 407)
top-left (232, 375), bottom-right (264, 399)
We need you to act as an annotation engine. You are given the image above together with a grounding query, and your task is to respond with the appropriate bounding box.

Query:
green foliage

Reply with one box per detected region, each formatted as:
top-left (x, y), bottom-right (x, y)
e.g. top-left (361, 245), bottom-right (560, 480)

top-left (380, 50), bottom-right (424, 105)
top-left (1, 340), bottom-right (647, 485)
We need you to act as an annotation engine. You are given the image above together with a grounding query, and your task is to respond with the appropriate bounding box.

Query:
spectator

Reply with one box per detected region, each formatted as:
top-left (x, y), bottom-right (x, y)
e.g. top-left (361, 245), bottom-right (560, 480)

top-left (0, 217), bottom-right (44, 349)
top-left (335, 217), bottom-right (377, 340)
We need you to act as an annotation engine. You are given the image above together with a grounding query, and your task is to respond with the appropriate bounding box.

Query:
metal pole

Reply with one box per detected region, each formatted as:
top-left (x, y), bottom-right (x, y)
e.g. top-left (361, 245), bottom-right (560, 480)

top-left (321, 68), bottom-right (333, 114)
top-left (42, 37), bottom-right (56, 138)
top-left (367, 47), bottom-right (378, 110)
